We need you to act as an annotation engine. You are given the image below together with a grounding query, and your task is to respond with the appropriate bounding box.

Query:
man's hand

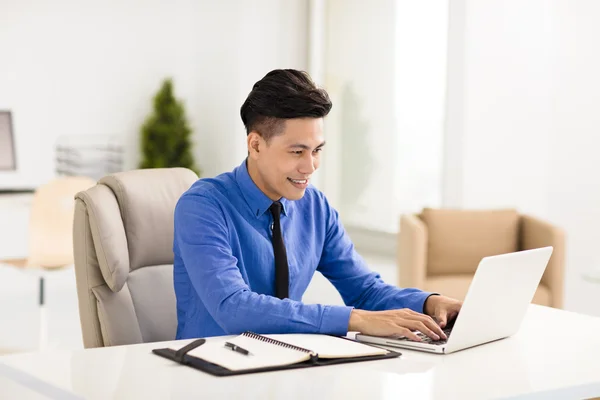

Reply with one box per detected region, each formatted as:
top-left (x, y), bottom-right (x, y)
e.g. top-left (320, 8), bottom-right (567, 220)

top-left (423, 295), bottom-right (463, 328)
top-left (348, 308), bottom-right (447, 342)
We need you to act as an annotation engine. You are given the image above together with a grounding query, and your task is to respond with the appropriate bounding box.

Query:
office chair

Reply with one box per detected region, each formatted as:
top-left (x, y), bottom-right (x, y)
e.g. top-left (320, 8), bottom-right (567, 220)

top-left (72, 168), bottom-right (197, 348)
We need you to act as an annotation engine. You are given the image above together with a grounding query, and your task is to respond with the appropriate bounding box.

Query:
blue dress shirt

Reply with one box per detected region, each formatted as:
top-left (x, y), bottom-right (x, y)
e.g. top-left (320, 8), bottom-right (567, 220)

top-left (173, 159), bottom-right (434, 339)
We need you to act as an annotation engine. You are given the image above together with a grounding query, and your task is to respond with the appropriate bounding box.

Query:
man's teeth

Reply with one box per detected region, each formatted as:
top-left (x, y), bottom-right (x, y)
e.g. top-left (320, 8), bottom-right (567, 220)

top-left (290, 179), bottom-right (307, 184)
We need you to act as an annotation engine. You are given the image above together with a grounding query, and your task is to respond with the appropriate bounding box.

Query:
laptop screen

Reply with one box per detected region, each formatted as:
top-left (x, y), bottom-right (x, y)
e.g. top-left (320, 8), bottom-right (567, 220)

top-left (0, 111), bottom-right (16, 170)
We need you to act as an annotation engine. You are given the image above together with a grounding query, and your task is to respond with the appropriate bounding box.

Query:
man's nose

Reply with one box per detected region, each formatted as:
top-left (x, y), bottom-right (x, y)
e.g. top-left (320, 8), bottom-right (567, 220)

top-left (299, 153), bottom-right (317, 174)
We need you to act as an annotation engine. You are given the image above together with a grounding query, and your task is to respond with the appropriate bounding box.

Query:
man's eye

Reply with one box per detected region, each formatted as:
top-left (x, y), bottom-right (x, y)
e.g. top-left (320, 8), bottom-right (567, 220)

top-left (314, 148), bottom-right (323, 153)
top-left (292, 150), bottom-right (303, 155)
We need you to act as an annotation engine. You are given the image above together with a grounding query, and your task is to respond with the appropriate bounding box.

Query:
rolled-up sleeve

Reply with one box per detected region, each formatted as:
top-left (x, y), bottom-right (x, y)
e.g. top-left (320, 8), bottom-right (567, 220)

top-left (317, 198), bottom-right (434, 314)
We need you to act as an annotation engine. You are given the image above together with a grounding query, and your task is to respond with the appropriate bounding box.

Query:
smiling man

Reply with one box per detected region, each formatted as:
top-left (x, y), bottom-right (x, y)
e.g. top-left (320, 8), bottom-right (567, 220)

top-left (173, 69), bottom-right (462, 341)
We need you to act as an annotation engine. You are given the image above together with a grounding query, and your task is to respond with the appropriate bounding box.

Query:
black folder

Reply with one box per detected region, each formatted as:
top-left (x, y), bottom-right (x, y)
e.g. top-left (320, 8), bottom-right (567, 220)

top-left (152, 332), bottom-right (401, 377)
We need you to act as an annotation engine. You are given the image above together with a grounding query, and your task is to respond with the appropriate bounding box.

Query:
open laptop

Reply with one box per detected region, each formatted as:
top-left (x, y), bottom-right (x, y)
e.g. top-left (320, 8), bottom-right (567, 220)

top-left (355, 246), bottom-right (553, 354)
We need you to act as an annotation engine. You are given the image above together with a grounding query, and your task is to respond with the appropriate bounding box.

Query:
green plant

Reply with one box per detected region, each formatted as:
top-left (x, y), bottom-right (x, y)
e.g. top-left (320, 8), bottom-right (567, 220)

top-left (139, 78), bottom-right (200, 175)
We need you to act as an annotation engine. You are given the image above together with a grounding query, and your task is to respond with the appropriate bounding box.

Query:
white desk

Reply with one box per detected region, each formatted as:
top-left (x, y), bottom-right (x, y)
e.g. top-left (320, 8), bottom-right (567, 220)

top-left (1, 305), bottom-right (599, 400)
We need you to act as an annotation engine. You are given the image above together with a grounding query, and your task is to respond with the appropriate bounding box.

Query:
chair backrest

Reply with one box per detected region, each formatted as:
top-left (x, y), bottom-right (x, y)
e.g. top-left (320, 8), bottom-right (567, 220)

top-left (27, 176), bottom-right (96, 268)
top-left (73, 168), bottom-right (197, 348)
top-left (419, 208), bottom-right (520, 275)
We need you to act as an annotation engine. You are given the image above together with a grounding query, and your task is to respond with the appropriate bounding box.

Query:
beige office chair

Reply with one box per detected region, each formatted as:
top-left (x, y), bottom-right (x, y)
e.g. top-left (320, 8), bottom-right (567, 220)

top-left (398, 208), bottom-right (566, 309)
top-left (73, 168), bottom-right (197, 348)
top-left (2, 176), bottom-right (96, 269)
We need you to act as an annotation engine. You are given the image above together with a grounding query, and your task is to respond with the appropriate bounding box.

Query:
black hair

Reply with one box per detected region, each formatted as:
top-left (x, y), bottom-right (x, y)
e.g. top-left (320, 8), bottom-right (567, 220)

top-left (240, 69), bottom-right (332, 141)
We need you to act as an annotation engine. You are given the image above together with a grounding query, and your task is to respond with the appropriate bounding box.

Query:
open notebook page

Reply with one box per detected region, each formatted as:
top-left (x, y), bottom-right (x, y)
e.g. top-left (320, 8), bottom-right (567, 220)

top-left (170, 335), bottom-right (311, 371)
top-left (264, 334), bottom-right (389, 359)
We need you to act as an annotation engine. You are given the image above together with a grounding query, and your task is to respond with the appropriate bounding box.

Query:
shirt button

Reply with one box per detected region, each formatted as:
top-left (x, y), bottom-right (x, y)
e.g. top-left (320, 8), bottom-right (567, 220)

top-left (270, 223), bottom-right (274, 231)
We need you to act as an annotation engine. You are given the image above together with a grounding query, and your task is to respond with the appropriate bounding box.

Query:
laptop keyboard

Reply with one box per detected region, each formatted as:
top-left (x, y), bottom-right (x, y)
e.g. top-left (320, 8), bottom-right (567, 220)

top-left (416, 326), bottom-right (453, 344)
top-left (395, 325), bottom-right (453, 345)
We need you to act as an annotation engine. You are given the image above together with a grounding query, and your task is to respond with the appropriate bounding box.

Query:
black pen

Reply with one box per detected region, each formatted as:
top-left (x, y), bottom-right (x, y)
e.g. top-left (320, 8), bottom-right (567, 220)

top-left (224, 342), bottom-right (252, 356)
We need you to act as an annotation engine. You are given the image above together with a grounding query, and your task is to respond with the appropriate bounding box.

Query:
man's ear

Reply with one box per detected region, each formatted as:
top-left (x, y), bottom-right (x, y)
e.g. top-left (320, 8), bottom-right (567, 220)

top-left (247, 132), bottom-right (261, 159)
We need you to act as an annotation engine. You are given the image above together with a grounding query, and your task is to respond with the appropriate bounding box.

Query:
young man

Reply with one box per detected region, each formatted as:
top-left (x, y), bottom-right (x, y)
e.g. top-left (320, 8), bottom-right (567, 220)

top-left (173, 69), bottom-right (462, 341)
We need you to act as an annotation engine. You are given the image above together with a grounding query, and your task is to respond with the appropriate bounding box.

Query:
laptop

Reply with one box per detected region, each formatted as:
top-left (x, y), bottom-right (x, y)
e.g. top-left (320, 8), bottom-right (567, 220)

top-left (355, 246), bottom-right (553, 354)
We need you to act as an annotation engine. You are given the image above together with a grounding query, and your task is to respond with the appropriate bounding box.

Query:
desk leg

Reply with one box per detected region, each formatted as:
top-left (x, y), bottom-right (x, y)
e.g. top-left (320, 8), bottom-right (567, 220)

top-left (38, 276), bottom-right (47, 350)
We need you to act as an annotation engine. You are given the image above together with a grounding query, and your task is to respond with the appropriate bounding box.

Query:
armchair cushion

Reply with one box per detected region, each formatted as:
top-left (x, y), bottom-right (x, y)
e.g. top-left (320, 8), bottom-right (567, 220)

top-left (421, 208), bottom-right (520, 275)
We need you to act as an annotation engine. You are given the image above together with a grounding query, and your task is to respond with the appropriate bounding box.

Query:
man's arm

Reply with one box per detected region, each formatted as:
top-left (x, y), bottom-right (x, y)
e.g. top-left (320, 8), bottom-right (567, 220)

top-left (174, 194), bottom-right (353, 336)
top-left (316, 198), bottom-right (450, 340)
top-left (317, 199), bottom-right (435, 313)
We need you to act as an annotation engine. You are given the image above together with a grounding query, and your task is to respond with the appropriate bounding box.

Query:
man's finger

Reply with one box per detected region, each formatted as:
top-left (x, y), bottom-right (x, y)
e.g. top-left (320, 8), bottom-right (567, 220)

top-left (436, 310), bottom-right (447, 329)
top-left (410, 321), bottom-right (441, 341)
top-left (414, 313), bottom-right (447, 338)
top-left (417, 315), bottom-right (446, 339)
top-left (397, 326), bottom-right (421, 342)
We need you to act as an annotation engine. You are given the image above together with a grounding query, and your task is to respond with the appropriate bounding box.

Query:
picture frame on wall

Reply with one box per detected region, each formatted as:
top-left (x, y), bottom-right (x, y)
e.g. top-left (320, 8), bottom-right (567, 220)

top-left (0, 110), bottom-right (16, 170)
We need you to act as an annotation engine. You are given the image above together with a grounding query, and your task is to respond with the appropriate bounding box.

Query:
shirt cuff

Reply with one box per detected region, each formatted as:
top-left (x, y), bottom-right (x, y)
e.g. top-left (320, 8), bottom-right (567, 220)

top-left (319, 305), bottom-right (354, 336)
top-left (419, 292), bottom-right (440, 314)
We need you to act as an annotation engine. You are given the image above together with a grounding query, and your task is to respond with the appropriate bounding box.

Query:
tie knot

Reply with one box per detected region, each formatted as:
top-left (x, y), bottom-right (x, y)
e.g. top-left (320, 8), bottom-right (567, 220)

top-left (269, 201), bottom-right (283, 216)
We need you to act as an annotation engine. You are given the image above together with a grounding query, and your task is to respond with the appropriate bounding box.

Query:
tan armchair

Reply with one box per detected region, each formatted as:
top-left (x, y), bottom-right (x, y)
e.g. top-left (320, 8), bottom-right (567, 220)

top-left (398, 208), bottom-right (565, 308)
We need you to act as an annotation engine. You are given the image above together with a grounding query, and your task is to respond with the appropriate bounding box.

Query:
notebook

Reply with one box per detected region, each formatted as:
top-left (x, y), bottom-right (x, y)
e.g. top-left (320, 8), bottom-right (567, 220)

top-left (152, 331), bottom-right (401, 376)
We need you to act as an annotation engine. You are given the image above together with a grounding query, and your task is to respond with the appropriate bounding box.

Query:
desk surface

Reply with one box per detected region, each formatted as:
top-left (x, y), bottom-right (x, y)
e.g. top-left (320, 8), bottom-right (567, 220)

top-left (1, 305), bottom-right (599, 400)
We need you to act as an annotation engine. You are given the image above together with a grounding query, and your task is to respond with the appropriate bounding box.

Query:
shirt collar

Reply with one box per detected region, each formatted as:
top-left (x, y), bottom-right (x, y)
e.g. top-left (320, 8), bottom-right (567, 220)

top-left (235, 159), bottom-right (289, 218)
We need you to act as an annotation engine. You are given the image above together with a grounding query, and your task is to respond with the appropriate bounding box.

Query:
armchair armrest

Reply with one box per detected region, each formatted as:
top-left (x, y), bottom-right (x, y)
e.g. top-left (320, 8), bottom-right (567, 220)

top-left (520, 215), bottom-right (566, 308)
top-left (398, 214), bottom-right (428, 289)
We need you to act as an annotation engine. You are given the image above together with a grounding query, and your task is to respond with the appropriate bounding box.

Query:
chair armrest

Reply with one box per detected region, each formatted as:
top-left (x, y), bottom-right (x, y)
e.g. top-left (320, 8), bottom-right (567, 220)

top-left (520, 215), bottom-right (566, 308)
top-left (398, 214), bottom-right (428, 289)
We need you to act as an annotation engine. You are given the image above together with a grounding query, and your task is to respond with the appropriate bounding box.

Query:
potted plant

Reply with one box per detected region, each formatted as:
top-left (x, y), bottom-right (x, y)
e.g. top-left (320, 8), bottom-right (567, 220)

top-left (139, 78), bottom-right (200, 175)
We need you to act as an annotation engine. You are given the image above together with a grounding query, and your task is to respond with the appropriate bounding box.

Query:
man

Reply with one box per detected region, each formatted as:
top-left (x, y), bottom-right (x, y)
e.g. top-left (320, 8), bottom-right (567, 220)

top-left (173, 69), bottom-right (462, 341)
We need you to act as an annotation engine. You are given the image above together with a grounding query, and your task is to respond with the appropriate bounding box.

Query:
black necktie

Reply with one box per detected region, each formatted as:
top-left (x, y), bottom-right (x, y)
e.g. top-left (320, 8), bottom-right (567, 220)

top-left (269, 201), bottom-right (289, 299)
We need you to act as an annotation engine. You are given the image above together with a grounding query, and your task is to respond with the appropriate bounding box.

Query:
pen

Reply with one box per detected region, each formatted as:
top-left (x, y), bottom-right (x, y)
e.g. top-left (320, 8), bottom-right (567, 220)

top-left (224, 342), bottom-right (252, 356)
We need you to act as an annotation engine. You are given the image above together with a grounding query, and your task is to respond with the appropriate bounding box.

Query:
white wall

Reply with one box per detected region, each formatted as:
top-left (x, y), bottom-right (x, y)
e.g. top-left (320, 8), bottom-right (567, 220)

top-left (444, 0), bottom-right (553, 215)
top-left (394, 1), bottom-right (448, 218)
top-left (322, 0), bottom-right (446, 233)
top-left (444, 0), bottom-right (600, 315)
top-left (322, 0), bottom-right (398, 225)
top-left (546, 0), bottom-right (600, 315)
top-left (0, 0), bottom-right (308, 189)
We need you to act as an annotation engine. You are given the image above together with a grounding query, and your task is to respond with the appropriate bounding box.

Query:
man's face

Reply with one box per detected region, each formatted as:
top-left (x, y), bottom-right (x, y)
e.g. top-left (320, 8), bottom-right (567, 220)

top-left (248, 117), bottom-right (325, 201)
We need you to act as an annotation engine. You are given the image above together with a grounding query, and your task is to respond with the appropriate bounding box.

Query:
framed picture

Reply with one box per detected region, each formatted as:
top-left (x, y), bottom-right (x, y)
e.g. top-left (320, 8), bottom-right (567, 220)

top-left (0, 110), bottom-right (16, 170)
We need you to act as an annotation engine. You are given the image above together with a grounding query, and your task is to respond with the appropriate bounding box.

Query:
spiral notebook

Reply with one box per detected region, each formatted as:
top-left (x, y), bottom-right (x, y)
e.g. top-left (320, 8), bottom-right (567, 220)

top-left (152, 331), bottom-right (401, 376)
